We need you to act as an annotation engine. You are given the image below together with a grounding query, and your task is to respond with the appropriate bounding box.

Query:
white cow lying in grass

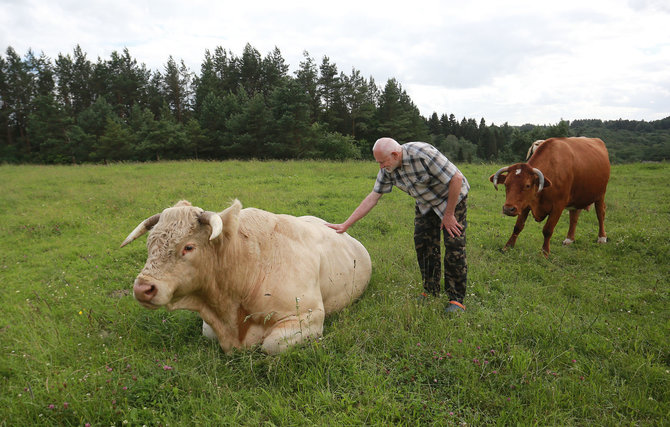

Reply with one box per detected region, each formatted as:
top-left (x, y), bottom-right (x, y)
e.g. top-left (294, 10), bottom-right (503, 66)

top-left (121, 199), bottom-right (371, 354)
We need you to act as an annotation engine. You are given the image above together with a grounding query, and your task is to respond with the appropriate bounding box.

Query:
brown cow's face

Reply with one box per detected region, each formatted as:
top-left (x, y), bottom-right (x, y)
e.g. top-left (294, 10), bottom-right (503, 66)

top-left (490, 163), bottom-right (548, 216)
top-left (132, 205), bottom-right (213, 310)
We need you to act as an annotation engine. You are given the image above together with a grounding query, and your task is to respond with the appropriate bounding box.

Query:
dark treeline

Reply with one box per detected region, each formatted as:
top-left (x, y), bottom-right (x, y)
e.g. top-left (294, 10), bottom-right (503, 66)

top-left (2, 44), bottom-right (669, 164)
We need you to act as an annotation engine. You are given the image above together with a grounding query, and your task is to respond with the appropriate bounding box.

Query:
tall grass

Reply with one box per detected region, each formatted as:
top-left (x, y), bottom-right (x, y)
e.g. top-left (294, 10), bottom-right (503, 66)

top-left (1, 160), bottom-right (668, 425)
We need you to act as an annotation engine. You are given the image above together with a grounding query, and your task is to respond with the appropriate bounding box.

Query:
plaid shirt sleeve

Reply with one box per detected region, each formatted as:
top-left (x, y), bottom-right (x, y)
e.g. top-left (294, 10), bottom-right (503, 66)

top-left (418, 144), bottom-right (459, 186)
top-left (373, 169), bottom-right (393, 194)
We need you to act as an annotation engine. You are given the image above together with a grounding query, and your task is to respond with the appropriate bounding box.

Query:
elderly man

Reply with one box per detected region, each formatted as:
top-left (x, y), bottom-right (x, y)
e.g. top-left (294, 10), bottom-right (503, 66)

top-left (327, 137), bottom-right (470, 313)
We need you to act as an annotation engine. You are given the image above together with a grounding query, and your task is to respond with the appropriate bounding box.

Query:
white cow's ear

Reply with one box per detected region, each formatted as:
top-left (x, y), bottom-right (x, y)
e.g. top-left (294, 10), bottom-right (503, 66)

top-left (219, 199), bottom-right (242, 239)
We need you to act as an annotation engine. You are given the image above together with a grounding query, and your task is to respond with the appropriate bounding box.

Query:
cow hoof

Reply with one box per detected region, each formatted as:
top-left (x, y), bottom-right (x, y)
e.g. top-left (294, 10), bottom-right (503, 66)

top-left (597, 237), bottom-right (607, 244)
top-left (562, 238), bottom-right (574, 246)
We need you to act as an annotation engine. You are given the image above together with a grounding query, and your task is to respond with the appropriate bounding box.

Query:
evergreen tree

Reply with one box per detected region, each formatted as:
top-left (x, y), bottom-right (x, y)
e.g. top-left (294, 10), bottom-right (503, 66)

top-left (0, 54), bottom-right (12, 161)
top-left (376, 78), bottom-right (428, 142)
top-left (226, 90), bottom-right (270, 158)
top-left (267, 79), bottom-right (312, 158)
top-left (3, 47), bottom-right (34, 157)
top-left (239, 44), bottom-right (263, 96)
top-left (211, 46), bottom-right (240, 94)
top-left (162, 56), bottom-right (192, 123)
top-left (77, 96), bottom-right (115, 155)
top-left (261, 46), bottom-right (289, 97)
top-left (318, 56), bottom-right (342, 128)
top-left (294, 51), bottom-right (320, 123)
top-left (92, 117), bottom-right (134, 163)
top-left (341, 68), bottom-right (377, 140)
top-left (428, 112), bottom-right (441, 135)
top-left (98, 48), bottom-right (151, 120)
top-left (193, 50), bottom-right (218, 116)
top-left (27, 94), bottom-right (73, 163)
top-left (54, 45), bottom-right (94, 116)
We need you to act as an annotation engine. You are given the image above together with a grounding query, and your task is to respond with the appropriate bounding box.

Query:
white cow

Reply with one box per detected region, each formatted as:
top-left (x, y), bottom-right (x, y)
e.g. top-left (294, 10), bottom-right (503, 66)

top-left (121, 200), bottom-right (371, 354)
top-left (526, 139), bottom-right (545, 160)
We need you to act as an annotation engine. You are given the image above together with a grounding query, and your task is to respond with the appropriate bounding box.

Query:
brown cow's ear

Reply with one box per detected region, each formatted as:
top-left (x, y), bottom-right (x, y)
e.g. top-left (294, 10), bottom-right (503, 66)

top-left (489, 173), bottom-right (507, 184)
top-left (542, 176), bottom-right (552, 189)
top-left (218, 199), bottom-right (242, 239)
top-left (489, 171), bottom-right (508, 191)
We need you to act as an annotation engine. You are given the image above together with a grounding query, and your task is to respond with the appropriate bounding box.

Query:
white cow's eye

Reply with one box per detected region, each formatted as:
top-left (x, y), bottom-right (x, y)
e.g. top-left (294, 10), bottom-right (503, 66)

top-left (182, 245), bottom-right (195, 255)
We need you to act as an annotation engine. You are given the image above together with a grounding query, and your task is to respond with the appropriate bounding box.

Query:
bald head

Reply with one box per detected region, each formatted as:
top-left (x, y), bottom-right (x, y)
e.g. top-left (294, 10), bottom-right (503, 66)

top-left (373, 138), bottom-right (401, 157)
top-left (373, 137), bottom-right (403, 172)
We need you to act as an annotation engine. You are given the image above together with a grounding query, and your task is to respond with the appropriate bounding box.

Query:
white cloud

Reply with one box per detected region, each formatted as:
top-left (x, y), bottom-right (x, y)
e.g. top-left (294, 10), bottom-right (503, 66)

top-left (1, 0), bottom-right (667, 125)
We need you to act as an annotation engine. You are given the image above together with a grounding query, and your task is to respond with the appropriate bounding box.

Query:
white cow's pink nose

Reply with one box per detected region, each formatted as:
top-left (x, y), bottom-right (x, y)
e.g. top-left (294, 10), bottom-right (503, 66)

top-left (133, 278), bottom-right (157, 302)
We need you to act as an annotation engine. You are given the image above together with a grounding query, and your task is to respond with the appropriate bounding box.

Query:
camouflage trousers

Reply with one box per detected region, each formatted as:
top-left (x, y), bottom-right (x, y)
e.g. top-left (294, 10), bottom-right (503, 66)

top-left (414, 197), bottom-right (467, 302)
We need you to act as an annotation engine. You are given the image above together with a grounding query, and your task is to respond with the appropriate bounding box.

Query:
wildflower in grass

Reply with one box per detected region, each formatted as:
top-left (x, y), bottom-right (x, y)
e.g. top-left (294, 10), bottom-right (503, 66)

top-left (163, 365), bottom-right (173, 371)
top-left (106, 365), bottom-right (113, 372)
top-left (63, 402), bottom-right (69, 409)
top-left (78, 310), bottom-right (83, 315)
top-left (572, 359), bottom-right (577, 363)
top-left (48, 404), bottom-right (55, 410)
top-left (457, 339), bottom-right (462, 343)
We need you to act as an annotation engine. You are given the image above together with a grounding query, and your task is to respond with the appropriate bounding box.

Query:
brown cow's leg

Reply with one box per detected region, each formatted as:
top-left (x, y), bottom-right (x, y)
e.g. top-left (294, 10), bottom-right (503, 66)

top-left (563, 209), bottom-right (581, 245)
top-left (541, 210), bottom-right (564, 256)
top-left (504, 208), bottom-right (530, 250)
top-left (595, 197), bottom-right (607, 243)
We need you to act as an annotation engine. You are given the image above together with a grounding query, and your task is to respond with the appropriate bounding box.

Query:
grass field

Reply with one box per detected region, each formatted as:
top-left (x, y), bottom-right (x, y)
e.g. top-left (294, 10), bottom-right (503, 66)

top-left (1, 160), bottom-right (668, 426)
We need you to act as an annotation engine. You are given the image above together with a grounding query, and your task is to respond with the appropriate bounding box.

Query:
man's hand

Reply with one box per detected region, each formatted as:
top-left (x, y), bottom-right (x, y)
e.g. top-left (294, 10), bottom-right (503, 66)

top-left (326, 223), bottom-right (349, 234)
top-left (441, 214), bottom-right (463, 238)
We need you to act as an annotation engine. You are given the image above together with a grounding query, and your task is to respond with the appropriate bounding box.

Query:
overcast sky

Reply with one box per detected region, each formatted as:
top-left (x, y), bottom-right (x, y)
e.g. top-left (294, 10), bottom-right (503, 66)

top-left (2, 0), bottom-right (669, 125)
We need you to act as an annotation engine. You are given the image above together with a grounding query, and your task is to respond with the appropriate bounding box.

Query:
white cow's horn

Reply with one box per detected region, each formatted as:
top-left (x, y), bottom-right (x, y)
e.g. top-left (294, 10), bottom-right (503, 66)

top-left (492, 166), bottom-right (509, 190)
top-left (532, 168), bottom-right (545, 192)
top-left (120, 213), bottom-right (161, 247)
top-left (198, 211), bottom-right (223, 241)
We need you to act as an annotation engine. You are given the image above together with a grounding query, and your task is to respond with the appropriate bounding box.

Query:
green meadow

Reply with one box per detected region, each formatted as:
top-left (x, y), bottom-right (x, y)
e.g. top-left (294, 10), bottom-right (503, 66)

top-left (1, 161), bottom-right (668, 425)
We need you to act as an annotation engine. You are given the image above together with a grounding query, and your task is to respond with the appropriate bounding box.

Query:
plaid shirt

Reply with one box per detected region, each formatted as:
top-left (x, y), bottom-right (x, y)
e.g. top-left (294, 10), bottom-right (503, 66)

top-left (373, 142), bottom-right (470, 218)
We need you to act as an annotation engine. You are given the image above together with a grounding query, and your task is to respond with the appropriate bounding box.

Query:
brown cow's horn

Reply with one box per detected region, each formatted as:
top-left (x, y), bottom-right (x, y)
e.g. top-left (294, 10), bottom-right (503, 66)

top-left (198, 211), bottom-right (223, 241)
top-left (532, 168), bottom-right (545, 192)
top-left (492, 167), bottom-right (509, 190)
top-left (120, 213), bottom-right (161, 248)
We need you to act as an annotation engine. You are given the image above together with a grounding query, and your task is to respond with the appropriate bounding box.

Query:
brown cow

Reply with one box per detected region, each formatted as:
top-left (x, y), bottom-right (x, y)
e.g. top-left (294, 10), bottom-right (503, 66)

top-left (121, 199), bottom-right (371, 354)
top-left (489, 137), bottom-right (610, 255)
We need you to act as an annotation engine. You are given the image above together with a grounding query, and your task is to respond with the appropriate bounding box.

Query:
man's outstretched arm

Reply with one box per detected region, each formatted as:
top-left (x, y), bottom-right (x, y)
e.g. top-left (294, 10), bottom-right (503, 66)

top-left (326, 191), bottom-right (383, 233)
